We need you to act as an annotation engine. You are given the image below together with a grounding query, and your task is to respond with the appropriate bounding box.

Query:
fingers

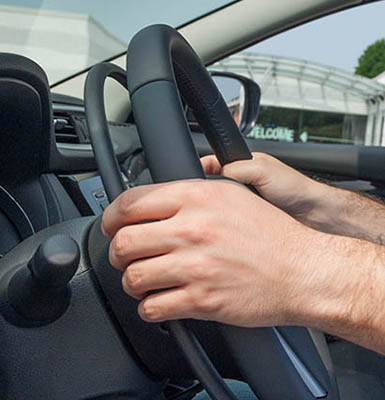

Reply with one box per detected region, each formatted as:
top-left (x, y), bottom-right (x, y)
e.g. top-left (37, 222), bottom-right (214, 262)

top-left (221, 152), bottom-right (269, 186)
top-left (102, 183), bottom-right (182, 237)
top-left (138, 284), bottom-right (223, 323)
top-left (109, 220), bottom-right (176, 270)
top-left (200, 155), bottom-right (222, 175)
top-left (138, 288), bottom-right (192, 322)
top-left (201, 153), bottom-right (271, 188)
top-left (121, 254), bottom-right (186, 299)
top-left (137, 285), bottom-right (213, 322)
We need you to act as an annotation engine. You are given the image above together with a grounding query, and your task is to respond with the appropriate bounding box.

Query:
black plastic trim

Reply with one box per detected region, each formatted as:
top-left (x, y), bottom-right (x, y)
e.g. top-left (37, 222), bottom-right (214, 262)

top-left (193, 133), bottom-right (385, 183)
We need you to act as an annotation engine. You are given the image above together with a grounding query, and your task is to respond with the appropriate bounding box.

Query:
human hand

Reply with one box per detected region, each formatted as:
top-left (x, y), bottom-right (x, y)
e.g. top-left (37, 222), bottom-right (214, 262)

top-left (201, 153), bottom-right (332, 230)
top-left (102, 179), bottom-right (323, 327)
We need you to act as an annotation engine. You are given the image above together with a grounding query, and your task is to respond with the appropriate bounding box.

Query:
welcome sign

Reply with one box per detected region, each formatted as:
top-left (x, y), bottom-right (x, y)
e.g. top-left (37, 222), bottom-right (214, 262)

top-left (247, 124), bottom-right (309, 143)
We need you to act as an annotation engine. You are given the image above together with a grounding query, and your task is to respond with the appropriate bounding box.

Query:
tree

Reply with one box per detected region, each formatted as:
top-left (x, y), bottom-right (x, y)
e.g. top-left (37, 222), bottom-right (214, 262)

top-left (355, 39), bottom-right (385, 79)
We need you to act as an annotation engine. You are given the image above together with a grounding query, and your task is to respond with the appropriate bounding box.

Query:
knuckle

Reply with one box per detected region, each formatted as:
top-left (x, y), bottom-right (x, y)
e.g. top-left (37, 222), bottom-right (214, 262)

top-left (200, 216), bottom-right (218, 240)
top-left (252, 152), bottom-right (271, 165)
top-left (189, 287), bottom-right (221, 315)
top-left (189, 263), bottom-right (210, 282)
top-left (118, 191), bottom-right (134, 217)
top-left (140, 300), bottom-right (160, 322)
top-left (179, 222), bottom-right (204, 244)
top-left (123, 267), bottom-right (143, 291)
top-left (112, 229), bottom-right (131, 258)
top-left (180, 182), bottom-right (205, 203)
top-left (179, 216), bottom-right (217, 244)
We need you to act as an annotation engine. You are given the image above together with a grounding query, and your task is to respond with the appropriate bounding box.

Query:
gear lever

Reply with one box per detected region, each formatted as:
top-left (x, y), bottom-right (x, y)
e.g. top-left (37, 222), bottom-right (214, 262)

top-left (6, 235), bottom-right (80, 325)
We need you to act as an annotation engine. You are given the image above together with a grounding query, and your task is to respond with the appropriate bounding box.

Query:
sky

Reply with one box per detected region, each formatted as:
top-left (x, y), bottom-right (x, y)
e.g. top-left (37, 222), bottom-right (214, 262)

top-left (0, 0), bottom-right (233, 43)
top-left (249, 1), bottom-right (385, 73)
top-left (0, 0), bottom-right (384, 74)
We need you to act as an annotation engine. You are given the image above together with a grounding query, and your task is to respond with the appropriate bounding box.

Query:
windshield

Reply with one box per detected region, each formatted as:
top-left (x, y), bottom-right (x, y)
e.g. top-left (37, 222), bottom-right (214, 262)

top-left (0, 0), bottom-right (234, 85)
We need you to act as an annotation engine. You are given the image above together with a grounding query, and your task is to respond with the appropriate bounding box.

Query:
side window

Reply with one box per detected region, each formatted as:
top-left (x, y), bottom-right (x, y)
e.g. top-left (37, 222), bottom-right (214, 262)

top-left (210, 1), bottom-right (385, 146)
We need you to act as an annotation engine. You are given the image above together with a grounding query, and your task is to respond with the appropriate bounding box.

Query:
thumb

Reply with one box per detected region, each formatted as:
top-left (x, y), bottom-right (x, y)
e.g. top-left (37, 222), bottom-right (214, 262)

top-left (222, 156), bottom-right (266, 188)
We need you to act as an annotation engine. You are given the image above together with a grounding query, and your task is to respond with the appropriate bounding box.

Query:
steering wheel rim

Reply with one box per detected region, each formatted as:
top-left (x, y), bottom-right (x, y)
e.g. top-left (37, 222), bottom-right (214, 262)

top-left (85, 24), bottom-right (339, 400)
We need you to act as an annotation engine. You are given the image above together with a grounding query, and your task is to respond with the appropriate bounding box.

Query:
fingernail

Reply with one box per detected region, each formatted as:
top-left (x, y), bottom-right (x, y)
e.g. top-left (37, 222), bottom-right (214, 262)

top-left (101, 222), bottom-right (107, 237)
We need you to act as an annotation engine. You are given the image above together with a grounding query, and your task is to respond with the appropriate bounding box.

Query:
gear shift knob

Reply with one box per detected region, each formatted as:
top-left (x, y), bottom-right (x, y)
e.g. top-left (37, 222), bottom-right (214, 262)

top-left (7, 235), bottom-right (80, 325)
top-left (28, 235), bottom-right (80, 288)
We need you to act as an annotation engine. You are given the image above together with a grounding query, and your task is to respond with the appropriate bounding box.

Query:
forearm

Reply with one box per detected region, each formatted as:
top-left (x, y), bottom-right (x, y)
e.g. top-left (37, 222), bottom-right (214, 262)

top-left (295, 230), bottom-right (385, 354)
top-left (305, 183), bottom-right (385, 245)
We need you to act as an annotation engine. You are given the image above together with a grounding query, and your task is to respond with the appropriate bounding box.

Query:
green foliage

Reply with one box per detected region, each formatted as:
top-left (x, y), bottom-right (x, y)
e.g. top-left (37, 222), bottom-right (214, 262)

top-left (355, 39), bottom-right (385, 78)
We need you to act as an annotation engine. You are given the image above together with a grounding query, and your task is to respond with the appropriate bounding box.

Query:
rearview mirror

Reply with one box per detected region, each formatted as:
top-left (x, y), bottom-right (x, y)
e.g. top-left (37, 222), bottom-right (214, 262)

top-left (186, 70), bottom-right (261, 136)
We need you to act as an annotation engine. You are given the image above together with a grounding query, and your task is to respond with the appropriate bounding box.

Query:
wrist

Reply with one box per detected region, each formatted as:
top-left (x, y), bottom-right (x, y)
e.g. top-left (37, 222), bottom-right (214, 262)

top-left (301, 182), bottom-right (346, 234)
top-left (290, 230), bottom-right (385, 352)
top-left (309, 185), bottom-right (385, 243)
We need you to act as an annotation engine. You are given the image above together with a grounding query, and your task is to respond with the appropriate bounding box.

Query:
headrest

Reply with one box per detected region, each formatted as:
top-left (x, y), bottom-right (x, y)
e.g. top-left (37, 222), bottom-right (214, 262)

top-left (0, 53), bottom-right (52, 183)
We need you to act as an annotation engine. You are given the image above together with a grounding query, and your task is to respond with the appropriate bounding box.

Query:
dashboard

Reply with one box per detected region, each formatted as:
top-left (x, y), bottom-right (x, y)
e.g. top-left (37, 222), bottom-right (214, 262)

top-left (54, 96), bottom-right (385, 213)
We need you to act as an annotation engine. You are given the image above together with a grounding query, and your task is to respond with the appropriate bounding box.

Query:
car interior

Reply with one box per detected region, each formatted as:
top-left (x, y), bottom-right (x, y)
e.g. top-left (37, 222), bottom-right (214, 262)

top-left (0, 0), bottom-right (385, 399)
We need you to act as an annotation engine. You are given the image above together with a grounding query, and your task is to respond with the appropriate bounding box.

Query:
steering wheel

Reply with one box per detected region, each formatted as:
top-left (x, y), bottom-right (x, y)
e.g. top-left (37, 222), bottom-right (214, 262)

top-left (85, 25), bottom-right (339, 400)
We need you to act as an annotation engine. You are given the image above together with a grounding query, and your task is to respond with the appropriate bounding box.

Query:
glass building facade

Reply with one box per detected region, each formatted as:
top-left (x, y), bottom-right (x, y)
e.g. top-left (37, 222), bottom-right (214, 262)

top-left (211, 52), bottom-right (384, 147)
top-left (247, 106), bottom-right (367, 145)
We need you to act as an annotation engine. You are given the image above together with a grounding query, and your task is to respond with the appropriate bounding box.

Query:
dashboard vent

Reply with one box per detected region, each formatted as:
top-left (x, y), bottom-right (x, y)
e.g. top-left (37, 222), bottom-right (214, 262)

top-left (54, 113), bottom-right (79, 144)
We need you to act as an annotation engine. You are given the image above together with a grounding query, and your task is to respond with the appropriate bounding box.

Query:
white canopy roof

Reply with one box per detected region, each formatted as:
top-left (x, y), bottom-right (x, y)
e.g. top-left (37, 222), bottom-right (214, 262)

top-left (211, 52), bottom-right (385, 116)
